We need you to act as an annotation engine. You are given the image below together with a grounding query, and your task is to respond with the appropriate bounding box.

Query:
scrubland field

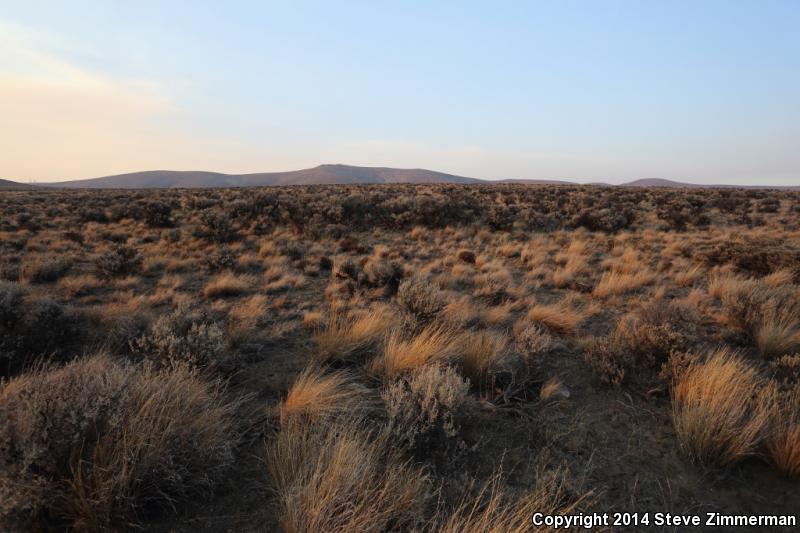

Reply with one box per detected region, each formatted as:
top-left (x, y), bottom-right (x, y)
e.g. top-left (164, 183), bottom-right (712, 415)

top-left (1, 184), bottom-right (799, 532)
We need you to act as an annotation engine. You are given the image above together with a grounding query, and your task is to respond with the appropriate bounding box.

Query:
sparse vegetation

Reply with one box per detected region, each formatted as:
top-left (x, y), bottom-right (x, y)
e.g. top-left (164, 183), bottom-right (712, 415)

top-left (1, 184), bottom-right (798, 531)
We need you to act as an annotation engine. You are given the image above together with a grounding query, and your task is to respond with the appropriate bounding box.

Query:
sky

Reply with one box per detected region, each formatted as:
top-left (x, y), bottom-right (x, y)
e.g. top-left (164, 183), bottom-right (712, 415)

top-left (1, 1), bottom-right (798, 185)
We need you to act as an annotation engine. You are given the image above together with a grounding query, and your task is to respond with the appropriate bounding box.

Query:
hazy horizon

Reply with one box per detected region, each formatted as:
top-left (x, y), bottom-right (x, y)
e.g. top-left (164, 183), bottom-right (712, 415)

top-left (2, 1), bottom-right (799, 185)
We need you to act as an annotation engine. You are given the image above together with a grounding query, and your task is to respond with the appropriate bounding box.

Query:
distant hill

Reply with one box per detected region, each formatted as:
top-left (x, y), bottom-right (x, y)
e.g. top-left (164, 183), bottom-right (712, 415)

top-left (623, 178), bottom-right (698, 187)
top-left (29, 164), bottom-right (800, 190)
top-left (622, 178), bottom-right (799, 189)
top-left (45, 164), bottom-right (484, 189)
top-left (0, 178), bottom-right (37, 190)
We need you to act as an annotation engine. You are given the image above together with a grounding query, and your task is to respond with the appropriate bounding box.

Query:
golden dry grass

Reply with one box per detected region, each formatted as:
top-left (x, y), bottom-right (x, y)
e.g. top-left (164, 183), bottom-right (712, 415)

top-left (707, 271), bottom-right (747, 299)
top-left (441, 295), bottom-right (482, 327)
top-left (718, 278), bottom-right (800, 358)
top-left (278, 367), bottom-right (368, 424)
top-left (763, 268), bottom-right (795, 287)
top-left (458, 329), bottom-right (509, 388)
top-left (526, 301), bottom-right (583, 334)
top-left (436, 469), bottom-right (588, 533)
top-left (756, 317), bottom-right (800, 359)
top-left (57, 274), bottom-right (103, 297)
top-left (539, 377), bottom-right (565, 402)
top-left (592, 270), bottom-right (654, 297)
top-left (767, 388), bottom-right (800, 478)
top-left (371, 324), bottom-right (462, 379)
top-left (202, 271), bottom-right (253, 298)
top-left (266, 417), bottom-right (429, 533)
top-left (768, 424), bottom-right (800, 479)
top-left (229, 294), bottom-right (267, 324)
top-left (672, 349), bottom-right (771, 467)
top-left (674, 263), bottom-right (703, 287)
top-left (313, 305), bottom-right (395, 363)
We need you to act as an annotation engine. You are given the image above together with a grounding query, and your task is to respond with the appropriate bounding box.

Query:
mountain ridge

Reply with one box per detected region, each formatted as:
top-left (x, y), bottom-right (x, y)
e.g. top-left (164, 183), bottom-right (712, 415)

top-left (0, 164), bottom-right (794, 190)
top-left (0, 178), bottom-right (38, 190)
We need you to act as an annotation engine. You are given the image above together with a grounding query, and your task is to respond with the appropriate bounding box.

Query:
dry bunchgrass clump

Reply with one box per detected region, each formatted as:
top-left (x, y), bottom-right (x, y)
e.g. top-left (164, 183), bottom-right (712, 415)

top-left (458, 329), bottom-right (512, 390)
top-left (763, 268), bottom-right (795, 288)
top-left (592, 270), bottom-right (654, 297)
top-left (756, 317), bottom-right (800, 360)
top-left (539, 377), bottom-right (568, 402)
top-left (202, 271), bottom-right (253, 298)
top-left (672, 349), bottom-right (772, 467)
top-left (228, 294), bottom-right (268, 330)
top-left (441, 295), bottom-right (482, 328)
top-left (371, 324), bottom-right (461, 379)
top-left (278, 366), bottom-right (369, 424)
top-left (313, 305), bottom-right (395, 363)
top-left (720, 279), bottom-right (800, 358)
top-left (266, 417), bottom-right (429, 533)
top-left (767, 386), bottom-right (800, 478)
top-left (57, 273), bottom-right (103, 297)
top-left (707, 271), bottom-right (746, 299)
top-left (0, 354), bottom-right (237, 531)
top-left (436, 469), bottom-right (587, 533)
top-left (526, 301), bottom-right (583, 334)
top-left (383, 364), bottom-right (470, 447)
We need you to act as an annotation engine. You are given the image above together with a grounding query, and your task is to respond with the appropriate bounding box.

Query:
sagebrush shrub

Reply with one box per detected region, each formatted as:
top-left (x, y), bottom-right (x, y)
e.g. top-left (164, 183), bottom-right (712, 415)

top-left (0, 282), bottom-right (80, 377)
top-left (0, 354), bottom-right (237, 530)
top-left (198, 208), bottom-right (236, 242)
top-left (514, 324), bottom-right (553, 360)
top-left (19, 256), bottom-right (72, 283)
top-left (131, 306), bottom-right (227, 370)
top-left (382, 365), bottom-right (470, 448)
top-left (396, 274), bottom-right (443, 323)
top-left (362, 255), bottom-right (404, 294)
top-left (95, 245), bottom-right (142, 278)
top-left (584, 300), bottom-right (695, 385)
top-left (142, 201), bottom-right (173, 227)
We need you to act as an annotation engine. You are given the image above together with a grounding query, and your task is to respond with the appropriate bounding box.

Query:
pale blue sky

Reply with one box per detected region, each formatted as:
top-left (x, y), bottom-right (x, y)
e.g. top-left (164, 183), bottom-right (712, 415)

top-left (1, 1), bottom-right (798, 184)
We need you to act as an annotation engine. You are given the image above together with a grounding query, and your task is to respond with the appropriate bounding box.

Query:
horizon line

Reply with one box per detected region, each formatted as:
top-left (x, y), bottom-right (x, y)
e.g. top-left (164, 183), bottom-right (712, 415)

top-left (7, 163), bottom-right (797, 189)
